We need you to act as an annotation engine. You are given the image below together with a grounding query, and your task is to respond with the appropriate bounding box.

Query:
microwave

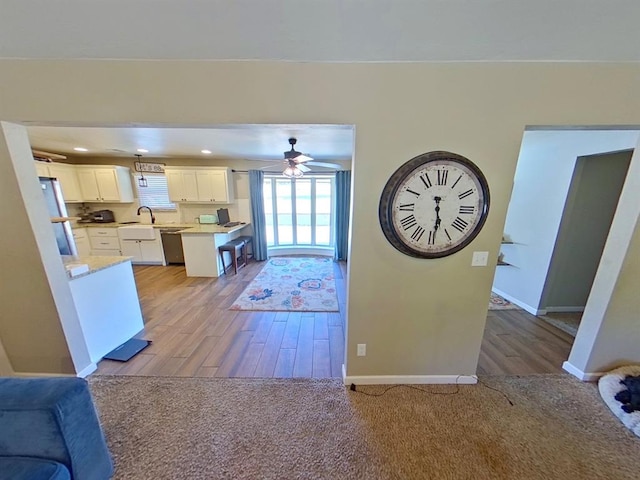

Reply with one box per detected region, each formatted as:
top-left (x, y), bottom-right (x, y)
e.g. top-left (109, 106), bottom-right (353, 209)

top-left (91, 210), bottom-right (115, 223)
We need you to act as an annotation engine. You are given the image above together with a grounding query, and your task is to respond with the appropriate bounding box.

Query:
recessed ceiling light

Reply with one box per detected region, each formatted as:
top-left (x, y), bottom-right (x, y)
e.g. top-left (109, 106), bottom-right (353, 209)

top-left (73, 147), bottom-right (88, 152)
top-left (201, 149), bottom-right (212, 154)
top-left (137, 148), bottom-right (149, 153)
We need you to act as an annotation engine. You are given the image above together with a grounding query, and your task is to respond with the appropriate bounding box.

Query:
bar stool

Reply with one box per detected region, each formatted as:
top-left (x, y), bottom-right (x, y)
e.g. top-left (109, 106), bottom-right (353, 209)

top-left (236, 235), bottom-right (253, 265)
top-left (218, 238), bottom-right (246, 275)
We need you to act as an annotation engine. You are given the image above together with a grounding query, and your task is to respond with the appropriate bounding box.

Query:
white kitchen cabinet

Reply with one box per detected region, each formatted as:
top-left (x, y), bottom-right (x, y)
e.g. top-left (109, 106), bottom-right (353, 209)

top-left (72, 228), bottom-right (91, 256)
top-left (196, 170), bottom-right (230, 203)
top-left (88, 227), bottom-right (122, 256)
top-left (165, 167), bottom-right (234, 203)
top-left (119, 239), bottom-right (164, 264)
top-left (35, 161), bottom-right (50, 177)
top-left (166, 169), bottom-right (199, 202)
top-left (117, 227), bottom-right (164, 264)
top-left (48, 163), bottom-right (83, 203)
top-left (76, 166), bottom-right (134, 203)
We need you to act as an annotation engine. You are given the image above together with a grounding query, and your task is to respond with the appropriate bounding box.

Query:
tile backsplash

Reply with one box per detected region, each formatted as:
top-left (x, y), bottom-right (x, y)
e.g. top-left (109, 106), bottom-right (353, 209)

top-left (67, 200), bottom-right (250, 225)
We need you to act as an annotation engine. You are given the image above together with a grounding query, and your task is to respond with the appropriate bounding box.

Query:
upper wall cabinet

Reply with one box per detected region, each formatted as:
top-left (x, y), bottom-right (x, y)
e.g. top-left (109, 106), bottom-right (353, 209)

top-left (34, 161), bottom-right (50, 177)
top-left (48, 163), bottom-right (83, 203)
top-left (34, 161), bottom-right (83, 203)
top-left (166, 169), bottom-right (199, 202)
top-left (76, 166), bottom-right (134, 203)
top-left (165, 167), bottom-right (234, 204)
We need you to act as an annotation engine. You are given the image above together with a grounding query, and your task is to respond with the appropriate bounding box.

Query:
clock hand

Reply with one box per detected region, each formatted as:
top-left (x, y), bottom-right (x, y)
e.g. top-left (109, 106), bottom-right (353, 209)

top-left (434, 196), bottom-right (442, 231)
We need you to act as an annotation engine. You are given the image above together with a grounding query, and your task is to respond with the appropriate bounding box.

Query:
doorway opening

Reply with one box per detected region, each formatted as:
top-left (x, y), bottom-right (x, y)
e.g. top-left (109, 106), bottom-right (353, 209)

top-left (479, 128), bottom-right (639, 375)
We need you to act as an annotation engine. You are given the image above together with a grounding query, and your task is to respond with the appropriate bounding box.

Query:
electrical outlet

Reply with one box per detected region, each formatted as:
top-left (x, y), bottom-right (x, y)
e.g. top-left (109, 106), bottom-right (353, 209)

top-left (357, 344), bottom-right (366, 356)
top-left (472, 251), bottom-right (489, 267)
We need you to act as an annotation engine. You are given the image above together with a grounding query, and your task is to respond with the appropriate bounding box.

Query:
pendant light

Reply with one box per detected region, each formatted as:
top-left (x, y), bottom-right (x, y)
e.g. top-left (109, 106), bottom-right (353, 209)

top-left (134, 154), bottom-right (148, 187)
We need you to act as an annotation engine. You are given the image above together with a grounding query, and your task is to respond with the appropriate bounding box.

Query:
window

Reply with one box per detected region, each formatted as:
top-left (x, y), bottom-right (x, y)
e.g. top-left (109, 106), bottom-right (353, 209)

top-left (135, 173), bottom-right (176, 210)
top-left (264, 175), bottom-right (334, 247)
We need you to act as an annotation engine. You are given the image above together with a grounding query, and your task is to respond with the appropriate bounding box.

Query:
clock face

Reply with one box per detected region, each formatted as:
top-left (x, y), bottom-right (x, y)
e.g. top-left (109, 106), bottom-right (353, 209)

top-left (379, 151), bottom-right (490, 258)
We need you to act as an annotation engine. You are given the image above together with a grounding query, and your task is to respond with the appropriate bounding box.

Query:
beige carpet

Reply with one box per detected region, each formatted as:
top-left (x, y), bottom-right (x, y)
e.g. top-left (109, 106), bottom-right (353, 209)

top-left (89, 375), bottom-right (640, 480)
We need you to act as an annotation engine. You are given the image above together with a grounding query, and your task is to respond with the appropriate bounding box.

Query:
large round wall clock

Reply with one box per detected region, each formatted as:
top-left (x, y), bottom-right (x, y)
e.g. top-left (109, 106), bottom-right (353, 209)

top-left (379, 151), bottom-right (490, 259)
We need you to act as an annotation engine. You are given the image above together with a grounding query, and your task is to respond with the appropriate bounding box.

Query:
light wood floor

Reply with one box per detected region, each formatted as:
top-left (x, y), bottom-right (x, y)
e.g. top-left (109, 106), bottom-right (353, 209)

top-left (95, 259), bottom-right (347, 378)
top-left (94, 260), bottom-right (572, 378)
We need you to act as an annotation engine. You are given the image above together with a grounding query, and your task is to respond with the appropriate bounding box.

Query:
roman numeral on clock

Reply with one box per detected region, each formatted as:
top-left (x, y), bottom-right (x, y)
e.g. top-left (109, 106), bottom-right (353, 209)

top-left (427, 230), bottom-right (435, 245)
top-left (398, 203), bottom-right (415, 211)
top-left (451, 217), bottom-right (469, 232)
top-left (411, 226), bottom-right (425, 242)
top-left (459, 205), bottom-right (475, 214)
top-left (458, 189), bottom-right (474, 200)
top-left (400, 215), bottom-right (417, 230)
top-left (406, 188), bottom-right (421, 197)
top-left (437, 170), bottom-right (448, 186)
top-left (420, 173), bottom-right (432, 189)
top-left (444, 228), bottom-right (452, 241)
top-left (451, 174), bottom-right (462, 189)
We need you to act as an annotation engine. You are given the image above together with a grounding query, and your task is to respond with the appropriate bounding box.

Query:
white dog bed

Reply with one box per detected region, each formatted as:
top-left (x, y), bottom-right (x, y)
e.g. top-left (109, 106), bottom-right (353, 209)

top-left (598, 365), bottom-right (640, 437)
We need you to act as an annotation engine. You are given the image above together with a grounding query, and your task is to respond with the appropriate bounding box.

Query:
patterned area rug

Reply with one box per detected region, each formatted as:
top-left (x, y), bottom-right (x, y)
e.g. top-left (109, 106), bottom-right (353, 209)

top-left (488, 292), bottom-right (519, 310)
top-left (230, 257), bottom-right (339, 312)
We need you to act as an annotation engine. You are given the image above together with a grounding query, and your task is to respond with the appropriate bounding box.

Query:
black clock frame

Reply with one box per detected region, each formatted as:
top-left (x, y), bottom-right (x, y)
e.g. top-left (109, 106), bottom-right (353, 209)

top-left (378, 150), bottom-right (490, 259)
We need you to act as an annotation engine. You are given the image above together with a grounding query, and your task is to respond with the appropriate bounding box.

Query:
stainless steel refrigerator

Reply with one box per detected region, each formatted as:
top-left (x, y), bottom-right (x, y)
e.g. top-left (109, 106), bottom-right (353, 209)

top-left (39, 177), bottom-right (77, 256)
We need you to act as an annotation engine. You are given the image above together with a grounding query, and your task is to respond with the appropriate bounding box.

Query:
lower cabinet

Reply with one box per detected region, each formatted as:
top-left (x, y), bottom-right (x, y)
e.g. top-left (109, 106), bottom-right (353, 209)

top-left (120, 238), bottom-right (164, 265)
top-left (88, 227), bottom-right (122, 256)
top-left (72, 228), bottom-right (91, 256)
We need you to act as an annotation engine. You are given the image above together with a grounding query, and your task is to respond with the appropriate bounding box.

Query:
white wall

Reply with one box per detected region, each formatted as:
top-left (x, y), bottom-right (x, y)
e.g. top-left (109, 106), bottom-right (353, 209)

top-left (566, 140), bottom-right (640, 378)
top-left (493, 130), bottom-right (639, 314)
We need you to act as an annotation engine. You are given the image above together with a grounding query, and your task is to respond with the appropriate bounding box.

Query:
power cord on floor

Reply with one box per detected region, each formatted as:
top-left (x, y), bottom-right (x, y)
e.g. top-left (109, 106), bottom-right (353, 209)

top-left (349, 375), bottom-right (514, 406)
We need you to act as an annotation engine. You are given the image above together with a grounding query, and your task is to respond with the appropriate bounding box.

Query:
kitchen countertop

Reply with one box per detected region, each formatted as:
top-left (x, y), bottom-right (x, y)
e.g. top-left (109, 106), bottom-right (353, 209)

top-left (73, 222), bottom-right (250, 235)
top-left (178, 223), bottom-right (249, 234)
top-left (75, 222), bottom-right (196, 228)
top-left (61, 255), bottom-right (133, 279)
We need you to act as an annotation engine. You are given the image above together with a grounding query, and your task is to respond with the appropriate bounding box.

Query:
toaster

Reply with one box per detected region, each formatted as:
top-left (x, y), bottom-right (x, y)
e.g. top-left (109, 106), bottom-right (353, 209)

top-left (91, 210), bottom-right (115, 223)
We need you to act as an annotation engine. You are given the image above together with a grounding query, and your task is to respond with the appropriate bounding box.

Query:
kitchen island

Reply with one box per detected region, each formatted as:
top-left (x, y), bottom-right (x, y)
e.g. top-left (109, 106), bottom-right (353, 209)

top-left (179, 223), bottom-right (251, 277)
top-left (62, 255), bottom-right (144, 364)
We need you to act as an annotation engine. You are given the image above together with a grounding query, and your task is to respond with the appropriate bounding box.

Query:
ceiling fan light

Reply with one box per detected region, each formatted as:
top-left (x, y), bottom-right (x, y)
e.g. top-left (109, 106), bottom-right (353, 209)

top-left (283, 166), bottom-right (304, 178)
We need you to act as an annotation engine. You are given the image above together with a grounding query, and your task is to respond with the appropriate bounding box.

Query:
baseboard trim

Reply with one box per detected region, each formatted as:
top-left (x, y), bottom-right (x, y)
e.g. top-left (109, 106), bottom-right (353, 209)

top-left (562, 361), bottom-right (605, 382)
top-left (343, 374), bottom-right (478, 385)
top-left (492, 288), bottom-right (546, 315)
top-left (77, 363), bottom-right (97, 378)
top-left (544, 306), bottom-right (585, 313)
top-left (12, 372), bottom-right (76, 378)
top-left (9, 362), bottom-right (97, 378)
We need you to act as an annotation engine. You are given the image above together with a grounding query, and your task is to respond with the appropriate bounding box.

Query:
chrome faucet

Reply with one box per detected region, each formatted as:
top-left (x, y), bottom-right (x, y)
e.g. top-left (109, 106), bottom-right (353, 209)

top-left (137, 205), bottom-right (156, 224)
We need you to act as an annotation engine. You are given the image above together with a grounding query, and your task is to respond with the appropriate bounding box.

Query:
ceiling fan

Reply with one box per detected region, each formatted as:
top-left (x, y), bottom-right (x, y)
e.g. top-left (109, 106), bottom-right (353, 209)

top-left (266, 138), bottom-right (342, 178)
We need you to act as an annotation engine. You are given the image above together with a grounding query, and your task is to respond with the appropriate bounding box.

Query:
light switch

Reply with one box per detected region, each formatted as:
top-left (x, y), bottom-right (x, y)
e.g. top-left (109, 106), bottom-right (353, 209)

top-left (472, 251), bottom-right (489, 267)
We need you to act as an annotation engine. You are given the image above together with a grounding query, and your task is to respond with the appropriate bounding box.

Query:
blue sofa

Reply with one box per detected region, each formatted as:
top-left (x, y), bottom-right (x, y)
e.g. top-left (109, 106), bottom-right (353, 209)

top-left (0, 377), bottom-right (113, 480)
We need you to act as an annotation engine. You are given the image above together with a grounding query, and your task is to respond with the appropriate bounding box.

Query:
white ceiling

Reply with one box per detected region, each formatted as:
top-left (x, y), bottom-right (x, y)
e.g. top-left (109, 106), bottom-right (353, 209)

top-left (26, 125), bottom-right (355, 161)
top-left (2, 0), bottom-right (640, 62)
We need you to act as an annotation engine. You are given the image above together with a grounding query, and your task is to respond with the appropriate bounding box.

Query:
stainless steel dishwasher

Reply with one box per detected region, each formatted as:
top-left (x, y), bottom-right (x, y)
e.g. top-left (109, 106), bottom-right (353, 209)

top-left (160, 228), bottom-right (185, 264)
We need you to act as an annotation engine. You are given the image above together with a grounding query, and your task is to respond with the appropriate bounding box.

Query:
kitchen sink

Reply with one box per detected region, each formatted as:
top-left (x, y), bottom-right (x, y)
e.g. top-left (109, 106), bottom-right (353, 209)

top-left (118, 225), bottom-right (156, 240)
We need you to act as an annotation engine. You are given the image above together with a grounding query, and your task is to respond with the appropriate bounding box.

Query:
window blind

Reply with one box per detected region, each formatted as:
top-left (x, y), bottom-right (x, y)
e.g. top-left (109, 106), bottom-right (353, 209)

top-left (135, 173), bottom-right (176, 210)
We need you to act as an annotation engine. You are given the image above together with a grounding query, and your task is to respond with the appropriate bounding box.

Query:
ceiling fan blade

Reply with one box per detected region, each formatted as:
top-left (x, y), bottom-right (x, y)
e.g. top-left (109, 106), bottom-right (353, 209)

top-left (297, 164), bottom-right (311, 173)
top-left (305, 161), bottom-right (342, 170)
top-left (294, 154), bottom-right (314, 163)
top-left (258, 162), bottom-right (284, 170)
